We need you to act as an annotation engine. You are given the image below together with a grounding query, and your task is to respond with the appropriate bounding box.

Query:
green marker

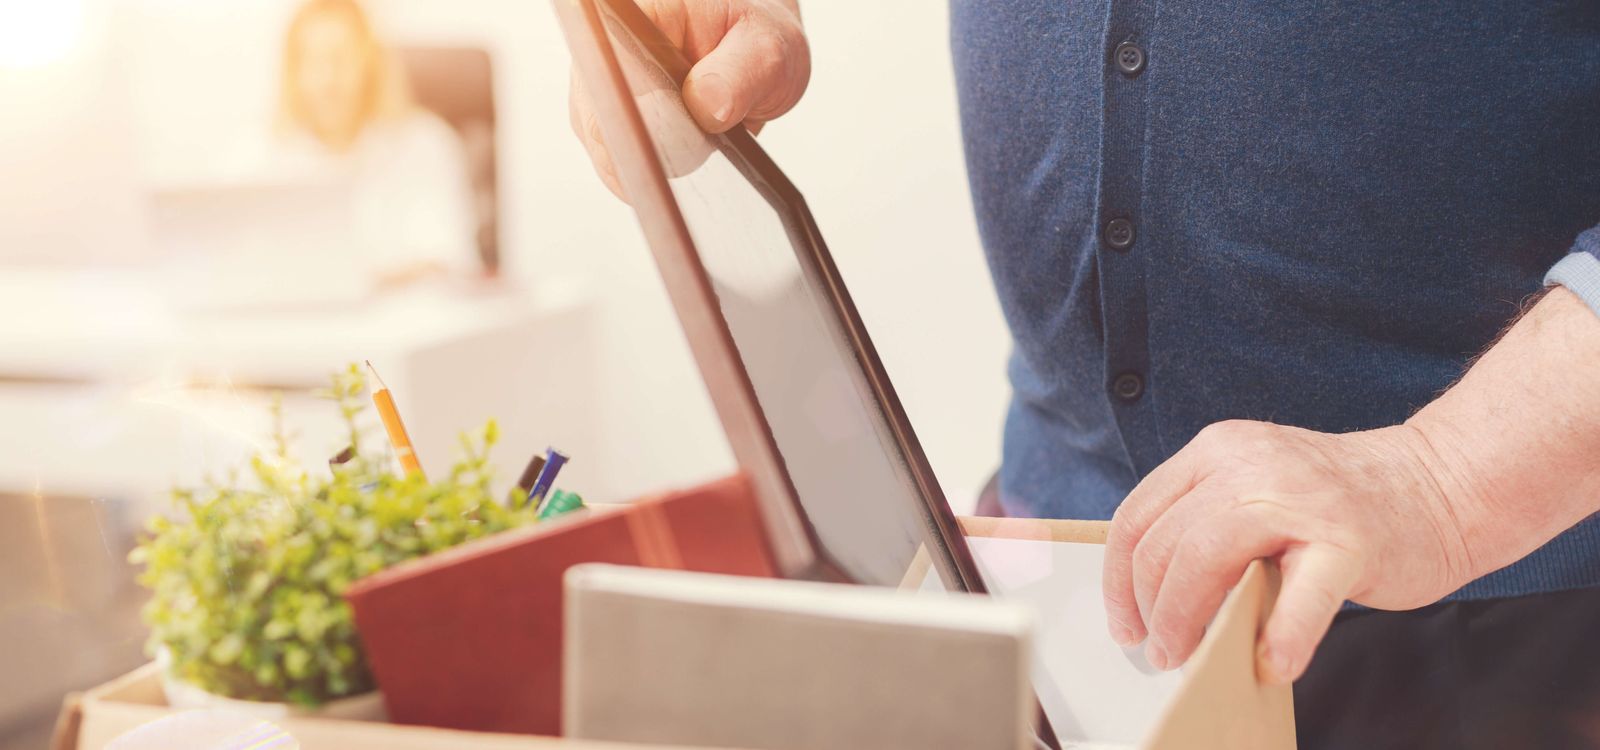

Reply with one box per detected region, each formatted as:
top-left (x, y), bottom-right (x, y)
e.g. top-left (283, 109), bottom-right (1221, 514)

top-left (538, 489), bottom-right (585, 520)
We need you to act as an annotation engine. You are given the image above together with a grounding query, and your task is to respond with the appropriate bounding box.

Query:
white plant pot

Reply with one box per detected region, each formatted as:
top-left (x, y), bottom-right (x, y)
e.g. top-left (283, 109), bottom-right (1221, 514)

top-left (156, 649), bottom-right (387, 722)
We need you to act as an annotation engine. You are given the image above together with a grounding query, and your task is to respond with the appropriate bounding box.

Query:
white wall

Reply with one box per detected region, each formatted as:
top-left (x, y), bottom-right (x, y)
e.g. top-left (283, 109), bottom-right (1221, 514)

top-left (765, 3), bottom-right (1012, 508)
top-left (119, 0), bottom-right (1012, 511)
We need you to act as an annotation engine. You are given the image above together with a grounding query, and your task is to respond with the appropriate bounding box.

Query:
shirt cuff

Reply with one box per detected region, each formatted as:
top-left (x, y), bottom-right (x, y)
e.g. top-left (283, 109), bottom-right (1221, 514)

top-left (1544, 226), bottom-right (1600, 320)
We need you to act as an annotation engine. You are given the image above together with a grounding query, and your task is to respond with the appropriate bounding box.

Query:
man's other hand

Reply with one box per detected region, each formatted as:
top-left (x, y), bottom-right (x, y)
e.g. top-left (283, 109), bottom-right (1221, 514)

top-left (1102, 420), bottom-right (1479, 684)
top-left (567, 0), bottom-right (810, 198)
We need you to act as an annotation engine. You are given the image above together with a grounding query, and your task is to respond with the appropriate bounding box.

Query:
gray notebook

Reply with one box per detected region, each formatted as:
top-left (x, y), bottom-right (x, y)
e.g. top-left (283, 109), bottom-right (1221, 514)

top-left (563, 564), bottom-right (1036, 750)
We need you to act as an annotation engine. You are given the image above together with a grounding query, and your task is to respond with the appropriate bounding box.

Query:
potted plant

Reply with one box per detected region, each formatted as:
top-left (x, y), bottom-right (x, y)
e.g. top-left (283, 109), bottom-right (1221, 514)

top-left (129, 365), bottom-right (544, 719)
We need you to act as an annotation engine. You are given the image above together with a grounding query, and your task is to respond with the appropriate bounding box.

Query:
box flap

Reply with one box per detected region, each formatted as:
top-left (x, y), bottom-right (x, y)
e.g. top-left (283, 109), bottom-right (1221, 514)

top-left (68, 663), bottom-right (716, 749)
top-left (564, 565), bottom-right (1034, 750)
top-left (960, 517), bottom-right (1110, 544)
top-left (49, 693), bottom-right (83, 750)
top-left (1145, 560), bottom-right (1295, 750)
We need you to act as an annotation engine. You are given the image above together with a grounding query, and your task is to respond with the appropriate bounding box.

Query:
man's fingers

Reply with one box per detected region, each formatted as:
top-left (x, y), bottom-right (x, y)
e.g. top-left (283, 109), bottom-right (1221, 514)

top-left (1130, 486), bottom-right (1232, 638)
top-left (566, 3), bottom-right (807, 191)
top-left (568, 73), bottom-right (627, 200)
top-left (1104, 449), bottom-right (1205, 646)
top-left (682, 13), bottom-right (809, 134)
top-left (1143, 509), bottom-right (1286, 670)
top-left (1257, 544), bottom-right (1360, 685)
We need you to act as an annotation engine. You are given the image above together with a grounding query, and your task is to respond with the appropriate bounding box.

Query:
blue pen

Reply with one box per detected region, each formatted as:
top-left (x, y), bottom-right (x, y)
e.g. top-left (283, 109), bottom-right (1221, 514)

top-left (529, 448), bottom-right (569, 511)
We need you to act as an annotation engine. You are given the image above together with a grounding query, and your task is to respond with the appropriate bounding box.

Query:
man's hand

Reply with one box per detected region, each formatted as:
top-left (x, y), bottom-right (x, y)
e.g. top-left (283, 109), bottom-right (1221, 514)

top-left (568, 0), bottom-right (810, 198)
top-left (1104, 287), bottom-right (1600, 685)
top-left (1102, 421), bottom-right (1476, 683)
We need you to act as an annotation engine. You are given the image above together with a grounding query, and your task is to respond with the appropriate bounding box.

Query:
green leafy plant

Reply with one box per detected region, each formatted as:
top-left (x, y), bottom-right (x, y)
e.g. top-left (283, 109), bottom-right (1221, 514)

top-left (130, 364), bottom-right (543, 706)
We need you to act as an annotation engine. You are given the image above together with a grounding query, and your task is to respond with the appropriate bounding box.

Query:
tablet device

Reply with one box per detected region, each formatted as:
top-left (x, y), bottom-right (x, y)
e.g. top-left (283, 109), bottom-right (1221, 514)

top-left (552, 0), bottom-right (986, 594)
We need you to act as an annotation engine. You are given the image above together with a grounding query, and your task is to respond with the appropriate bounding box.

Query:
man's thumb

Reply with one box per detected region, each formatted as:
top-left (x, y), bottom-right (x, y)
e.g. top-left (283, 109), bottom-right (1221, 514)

top-left (682, 17), bottom-right (808, 134)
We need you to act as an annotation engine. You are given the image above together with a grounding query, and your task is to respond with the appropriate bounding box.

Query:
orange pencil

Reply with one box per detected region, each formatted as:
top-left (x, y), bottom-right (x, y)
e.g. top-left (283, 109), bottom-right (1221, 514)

top-left (367, 360), bottom-right (425, 479)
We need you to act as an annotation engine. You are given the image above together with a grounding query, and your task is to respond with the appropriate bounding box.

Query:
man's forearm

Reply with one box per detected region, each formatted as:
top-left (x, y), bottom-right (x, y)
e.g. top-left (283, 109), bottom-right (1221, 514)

top-left (1103, 284), bottom-right (1600, 684)
top-left (1406, 286), bottom-right (1600, 581)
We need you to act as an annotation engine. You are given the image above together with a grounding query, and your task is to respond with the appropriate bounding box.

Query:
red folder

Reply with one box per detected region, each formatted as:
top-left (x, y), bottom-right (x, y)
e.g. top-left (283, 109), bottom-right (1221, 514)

top-left (344, 474), bottom-right (777, 736)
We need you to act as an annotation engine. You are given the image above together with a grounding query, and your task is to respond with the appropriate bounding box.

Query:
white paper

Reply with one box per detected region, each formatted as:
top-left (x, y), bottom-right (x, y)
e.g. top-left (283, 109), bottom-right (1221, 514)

top-left (961, 536), bottom-right (1185, 745)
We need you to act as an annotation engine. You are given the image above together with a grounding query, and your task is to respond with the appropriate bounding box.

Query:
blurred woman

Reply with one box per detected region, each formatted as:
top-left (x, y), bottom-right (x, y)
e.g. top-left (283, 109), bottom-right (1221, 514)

top-left (278, 0), bottom-right (476, 286)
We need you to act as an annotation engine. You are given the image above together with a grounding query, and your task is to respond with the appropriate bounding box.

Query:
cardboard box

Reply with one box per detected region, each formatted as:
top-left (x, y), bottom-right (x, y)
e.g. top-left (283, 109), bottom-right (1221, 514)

top-left (54, 516), bottom-right (1290, 750)
top-left (51, 663), bottom-right (705, 750)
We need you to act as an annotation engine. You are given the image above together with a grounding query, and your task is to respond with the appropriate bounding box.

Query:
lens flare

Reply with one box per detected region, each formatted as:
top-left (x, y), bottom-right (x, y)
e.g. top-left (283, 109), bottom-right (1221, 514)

top-left (0, 0), bottom-right (88, 69)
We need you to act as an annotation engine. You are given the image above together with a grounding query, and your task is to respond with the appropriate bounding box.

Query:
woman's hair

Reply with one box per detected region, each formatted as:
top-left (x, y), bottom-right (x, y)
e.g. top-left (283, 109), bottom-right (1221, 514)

top-left (277, 0), bottom-right (412, 150)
